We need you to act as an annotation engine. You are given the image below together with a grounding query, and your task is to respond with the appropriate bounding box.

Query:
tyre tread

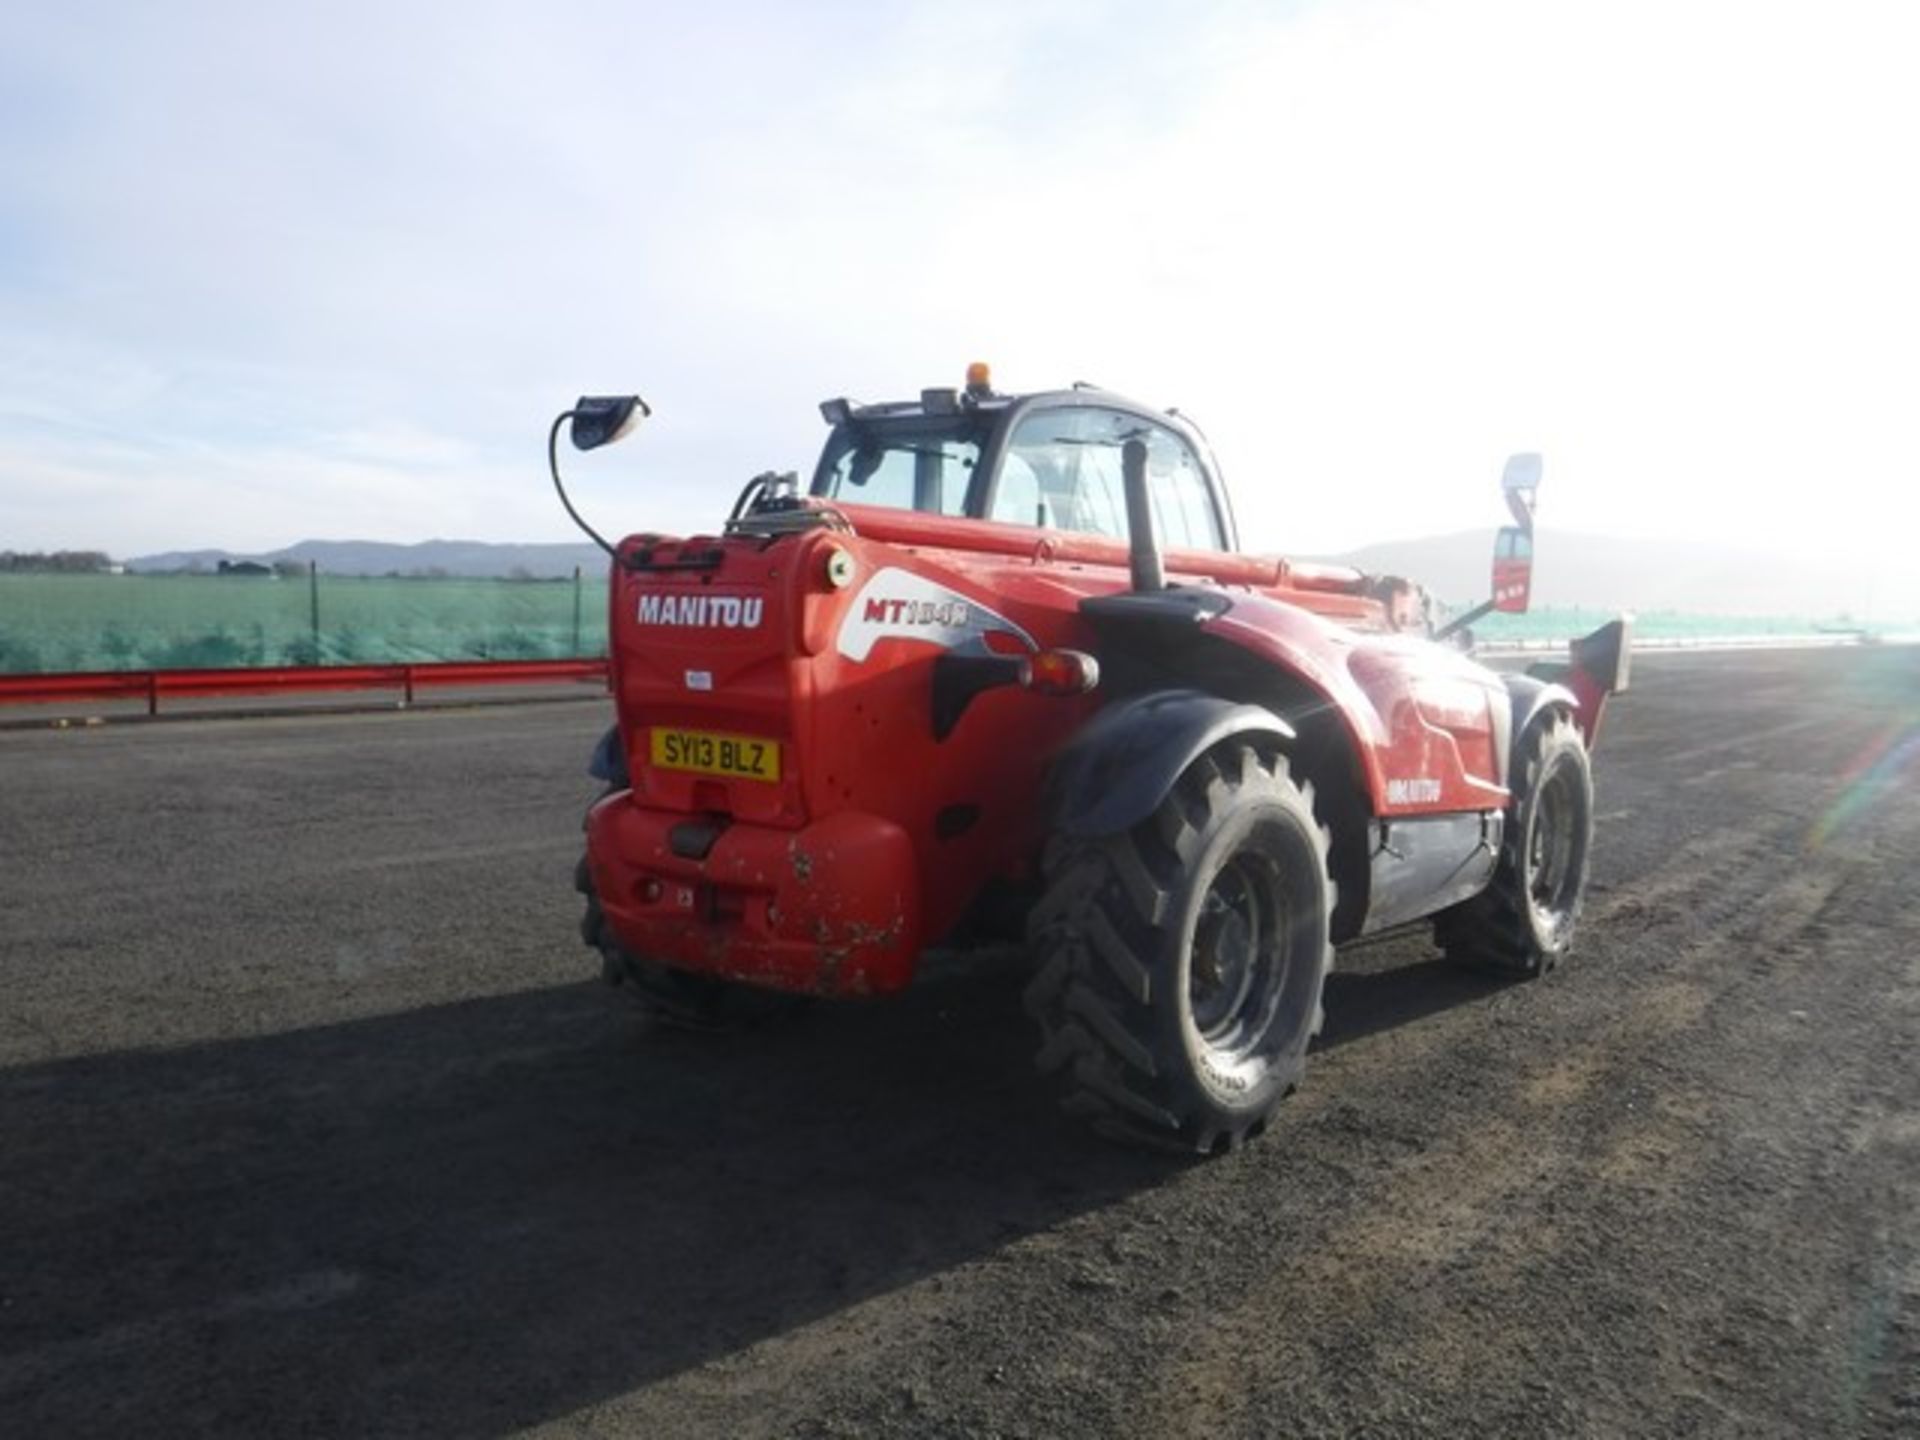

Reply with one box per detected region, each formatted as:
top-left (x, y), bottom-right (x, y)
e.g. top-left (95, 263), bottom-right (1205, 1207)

top-left (1025, 742), bottom-right (1334, 1153)
top-left (1436, 714), bottom-right (1592, 978)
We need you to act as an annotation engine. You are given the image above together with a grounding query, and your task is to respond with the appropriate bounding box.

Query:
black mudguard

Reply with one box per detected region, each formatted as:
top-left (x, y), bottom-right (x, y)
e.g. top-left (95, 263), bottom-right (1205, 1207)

top-left (587, 725), bottom-right (628, 787)
top-left (1047, 689), bottom-right (1296, 839)
top-left (1512, 616), bottom-right (1633, 757)
top-left (1529, 617), bottom-right (1633, 696)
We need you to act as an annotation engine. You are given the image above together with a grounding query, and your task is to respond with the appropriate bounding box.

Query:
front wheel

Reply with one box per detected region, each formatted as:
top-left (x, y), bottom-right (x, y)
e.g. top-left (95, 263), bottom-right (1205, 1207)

top-left (1025, 743), bottom-right (1334, 1154)
top-left (1436, 712), bottom-right (1594, 976)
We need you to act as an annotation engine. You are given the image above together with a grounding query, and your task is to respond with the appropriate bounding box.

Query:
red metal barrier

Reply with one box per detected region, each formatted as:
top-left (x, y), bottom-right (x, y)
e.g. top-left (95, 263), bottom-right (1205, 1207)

top-left (0, 659), bottom-right (609, 716)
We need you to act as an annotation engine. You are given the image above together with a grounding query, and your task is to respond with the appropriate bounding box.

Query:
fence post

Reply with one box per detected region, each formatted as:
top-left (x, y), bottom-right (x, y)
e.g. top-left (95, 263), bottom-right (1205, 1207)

top-left (147, 672), bottom-right (159, 717)
top-left (571, 565), bottom-right (583, 657)
top-left (308, 560), bottom-right (320, 661)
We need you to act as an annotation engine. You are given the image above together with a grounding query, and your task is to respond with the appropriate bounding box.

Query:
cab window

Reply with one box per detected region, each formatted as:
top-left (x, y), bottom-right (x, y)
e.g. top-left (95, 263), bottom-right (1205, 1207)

top-left (991, 407), bottom-right (1223, 549)
top-left (817, 425), bottom-right (979, 516)
top-left (990, 452), bottom-right (1055, 528)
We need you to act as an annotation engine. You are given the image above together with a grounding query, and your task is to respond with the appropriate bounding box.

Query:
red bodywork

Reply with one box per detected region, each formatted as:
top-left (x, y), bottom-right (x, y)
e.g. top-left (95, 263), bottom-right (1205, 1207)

top-left (585, 501), bottom-right (1568, 998)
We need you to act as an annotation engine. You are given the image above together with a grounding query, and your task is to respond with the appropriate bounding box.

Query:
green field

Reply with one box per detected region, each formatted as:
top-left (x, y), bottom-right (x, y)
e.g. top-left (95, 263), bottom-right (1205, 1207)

top-left (0, 573), bottom-right (611, 673)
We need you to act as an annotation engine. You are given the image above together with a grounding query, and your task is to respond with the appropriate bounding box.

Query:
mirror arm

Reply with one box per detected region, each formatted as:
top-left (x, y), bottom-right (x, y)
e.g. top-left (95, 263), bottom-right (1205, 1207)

top-left (1434, 597), bottom-right (1496, 644)
top-left (548, 411), bottom-right (618, 558)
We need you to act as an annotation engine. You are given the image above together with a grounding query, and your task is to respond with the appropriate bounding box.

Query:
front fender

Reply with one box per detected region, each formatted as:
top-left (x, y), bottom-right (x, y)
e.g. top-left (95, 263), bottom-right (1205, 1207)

top-left (1496, 674), bottom-right (1579, 790)
top-left (1047, 690), bottom-right (1296, 839)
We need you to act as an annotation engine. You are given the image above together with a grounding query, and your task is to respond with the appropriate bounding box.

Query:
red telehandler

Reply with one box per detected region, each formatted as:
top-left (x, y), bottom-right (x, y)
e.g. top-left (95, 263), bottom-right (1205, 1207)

top-left (556, 369), bottom-right (1629, 1152)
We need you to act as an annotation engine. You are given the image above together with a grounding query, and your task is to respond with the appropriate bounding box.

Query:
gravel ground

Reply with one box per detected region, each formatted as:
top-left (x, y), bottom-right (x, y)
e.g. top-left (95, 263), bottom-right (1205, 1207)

top-left (1, 647), bottom-right (1915, 1437)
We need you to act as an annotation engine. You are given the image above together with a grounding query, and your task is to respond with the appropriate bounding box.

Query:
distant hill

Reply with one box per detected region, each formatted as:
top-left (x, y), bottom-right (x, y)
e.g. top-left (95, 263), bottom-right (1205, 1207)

top-left (127, 538), bottom-right (607, 578)
top-left (1321, 528), bottom-right (1908, 621)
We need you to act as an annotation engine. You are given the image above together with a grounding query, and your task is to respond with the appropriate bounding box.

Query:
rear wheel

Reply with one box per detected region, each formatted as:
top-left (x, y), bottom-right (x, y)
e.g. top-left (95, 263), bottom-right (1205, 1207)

top-left (1436, 712), bottom-right (1594, 976)
top-left (1025, 743), bottom-right (1334, 1154)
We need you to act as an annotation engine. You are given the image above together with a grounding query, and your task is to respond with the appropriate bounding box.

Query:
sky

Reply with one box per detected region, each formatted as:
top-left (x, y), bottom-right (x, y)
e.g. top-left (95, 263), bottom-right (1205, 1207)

top-left (1, 0), bottom-right (1915, 566)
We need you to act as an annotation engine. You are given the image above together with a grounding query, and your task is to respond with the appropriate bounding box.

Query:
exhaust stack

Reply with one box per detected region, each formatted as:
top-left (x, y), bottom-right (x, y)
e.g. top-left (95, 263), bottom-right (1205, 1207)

top-left (1121, 437), bottom-right (1165, 593)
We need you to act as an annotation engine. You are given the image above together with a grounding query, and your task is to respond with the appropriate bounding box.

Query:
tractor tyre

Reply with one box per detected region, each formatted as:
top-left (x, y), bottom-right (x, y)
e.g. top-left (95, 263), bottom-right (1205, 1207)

top-left (575, 854), bottom-right (806, 1031)
top-left (1436, 712), bottom-right (1594, 977)
top-left (1025, 742), bottom-right (1335, 1154)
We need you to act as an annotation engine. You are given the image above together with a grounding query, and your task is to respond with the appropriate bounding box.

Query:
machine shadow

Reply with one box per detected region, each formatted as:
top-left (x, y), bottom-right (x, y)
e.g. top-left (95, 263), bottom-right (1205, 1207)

top-left (0, 976), bottom-right (1164, 1437)
top-left (4, 946), bottom-right (1503, 1436)
top-left (1317, 942), bottom-right (1514, 1051)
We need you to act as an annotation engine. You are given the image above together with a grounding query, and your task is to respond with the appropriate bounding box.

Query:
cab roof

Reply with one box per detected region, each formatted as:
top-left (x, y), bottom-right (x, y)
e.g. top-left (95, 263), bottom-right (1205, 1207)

top-left (820, 383), bottom-right (1156, 427)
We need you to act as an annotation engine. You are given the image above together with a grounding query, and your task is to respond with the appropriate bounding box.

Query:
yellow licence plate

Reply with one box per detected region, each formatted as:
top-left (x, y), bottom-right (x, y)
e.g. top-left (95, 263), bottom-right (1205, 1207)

top-left (650, 727), bottom-right (781, 782)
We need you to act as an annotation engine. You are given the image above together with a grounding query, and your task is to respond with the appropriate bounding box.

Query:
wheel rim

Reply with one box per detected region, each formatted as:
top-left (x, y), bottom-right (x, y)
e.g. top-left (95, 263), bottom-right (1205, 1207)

top-left (1527, 759), bottom-right (1583, 935)
top-left (1188, 851), bottom-right (1288, 1060)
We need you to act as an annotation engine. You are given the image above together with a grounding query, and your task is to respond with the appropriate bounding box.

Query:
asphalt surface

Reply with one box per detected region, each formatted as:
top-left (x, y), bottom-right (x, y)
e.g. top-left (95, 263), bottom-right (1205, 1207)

top-left (1, 647), bottom-right (1915, 1437)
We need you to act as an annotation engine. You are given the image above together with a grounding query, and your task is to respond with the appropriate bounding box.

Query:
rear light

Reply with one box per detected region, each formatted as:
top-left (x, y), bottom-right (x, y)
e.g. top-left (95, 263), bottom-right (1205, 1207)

top-left (1018, 648), bottom-right (1100, 696)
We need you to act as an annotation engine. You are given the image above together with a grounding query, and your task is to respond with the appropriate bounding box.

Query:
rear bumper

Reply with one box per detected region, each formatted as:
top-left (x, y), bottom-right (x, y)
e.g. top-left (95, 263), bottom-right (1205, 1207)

top-left (585, 796), bottom-right (923, 997)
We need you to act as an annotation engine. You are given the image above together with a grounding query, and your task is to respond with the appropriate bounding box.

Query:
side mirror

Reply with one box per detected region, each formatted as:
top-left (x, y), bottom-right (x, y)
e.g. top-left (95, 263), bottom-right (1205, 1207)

top-left (1431, 452), bottom-right (1544, 645)
top-left (550, 393), bottom-right (650, 559)
top-left (1492, 525), bottom-right (1534, 613)
top-left (1501, 452), bottom-right (1541, 530)
top-left (569, 395), bottom-right (650, 451)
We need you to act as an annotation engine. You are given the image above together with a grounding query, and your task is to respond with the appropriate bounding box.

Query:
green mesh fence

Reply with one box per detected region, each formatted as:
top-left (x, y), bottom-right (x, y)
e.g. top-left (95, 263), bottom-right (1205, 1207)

top-left (0, 576), bottom-right (1895, 677)
top-left (0, 573), bottom-right (610, 673)
top-left (1464, 605), bottom-right (1892, 645)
